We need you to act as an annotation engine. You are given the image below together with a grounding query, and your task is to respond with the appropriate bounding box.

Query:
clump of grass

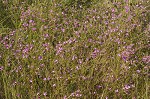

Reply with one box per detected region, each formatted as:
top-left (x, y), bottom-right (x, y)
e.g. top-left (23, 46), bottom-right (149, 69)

top-left (0, 0), bottom-right (149, 99)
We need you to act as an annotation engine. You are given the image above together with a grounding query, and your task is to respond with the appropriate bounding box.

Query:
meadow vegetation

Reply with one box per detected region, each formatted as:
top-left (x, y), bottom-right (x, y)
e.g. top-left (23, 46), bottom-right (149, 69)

top-left (0, 0), bottom-right (150, 99)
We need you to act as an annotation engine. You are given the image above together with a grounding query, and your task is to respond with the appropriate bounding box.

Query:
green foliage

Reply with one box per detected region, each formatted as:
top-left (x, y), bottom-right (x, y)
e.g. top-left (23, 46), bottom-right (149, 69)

top-left (0, 0), bottom-right (149, 99)
top-left (0, 1), bottom-right (15, 29)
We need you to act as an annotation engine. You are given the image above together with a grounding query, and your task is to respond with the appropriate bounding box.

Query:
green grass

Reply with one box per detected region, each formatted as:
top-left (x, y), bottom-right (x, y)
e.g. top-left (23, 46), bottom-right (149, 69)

top-left (0, 0), bottom-right (149, 99)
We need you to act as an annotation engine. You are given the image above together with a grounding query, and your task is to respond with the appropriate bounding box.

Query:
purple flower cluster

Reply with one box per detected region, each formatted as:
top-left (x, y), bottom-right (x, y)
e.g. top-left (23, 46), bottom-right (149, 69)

top-left (91, 48), bottom-right (100, 58)
top-left (121, 44), bottom-right (135, 62)
top-left (142, 56), bottom-right (150, 64)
